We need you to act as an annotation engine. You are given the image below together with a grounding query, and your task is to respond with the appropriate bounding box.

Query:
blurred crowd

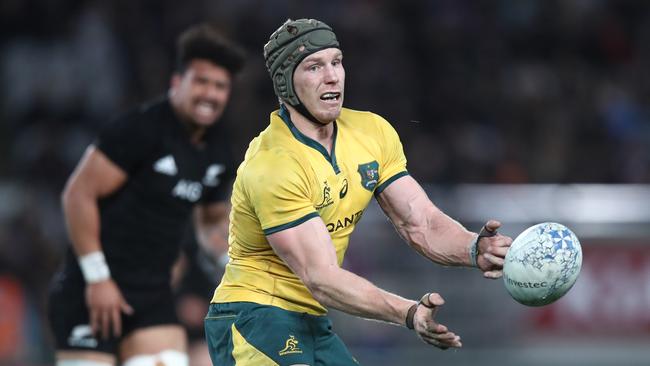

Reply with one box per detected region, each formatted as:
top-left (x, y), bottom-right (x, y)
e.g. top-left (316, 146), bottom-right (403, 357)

top-left (1, 0), bottom-right (650, 364)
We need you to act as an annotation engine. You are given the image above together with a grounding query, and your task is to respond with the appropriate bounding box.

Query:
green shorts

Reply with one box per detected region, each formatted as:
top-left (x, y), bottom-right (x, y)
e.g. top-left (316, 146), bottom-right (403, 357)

top-left (204, 302), bottom-right (359, 366)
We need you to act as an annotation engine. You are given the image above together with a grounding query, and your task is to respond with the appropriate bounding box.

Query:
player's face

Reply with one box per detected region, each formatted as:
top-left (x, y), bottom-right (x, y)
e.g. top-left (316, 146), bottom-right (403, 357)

top-left (170, 59), bottom-right (232, 128)
top-left (293, 48), bottom-right (345, 124)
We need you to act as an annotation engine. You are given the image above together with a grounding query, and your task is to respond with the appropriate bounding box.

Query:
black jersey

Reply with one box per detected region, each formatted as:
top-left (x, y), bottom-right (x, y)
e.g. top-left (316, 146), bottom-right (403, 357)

top-left (61, 98), bottom-right (235, 288)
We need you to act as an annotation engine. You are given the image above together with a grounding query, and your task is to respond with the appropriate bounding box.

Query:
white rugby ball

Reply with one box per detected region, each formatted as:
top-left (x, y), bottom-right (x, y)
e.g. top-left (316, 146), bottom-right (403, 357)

top-left (503, 222), bottom-right (582, 306)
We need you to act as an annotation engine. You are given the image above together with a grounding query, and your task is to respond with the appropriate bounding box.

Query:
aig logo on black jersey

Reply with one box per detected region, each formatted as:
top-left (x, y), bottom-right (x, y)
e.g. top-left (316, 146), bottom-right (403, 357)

top-left (157, 156), bottom-right (226, 202)
top-left (172, 180), bottom-right (203, 202)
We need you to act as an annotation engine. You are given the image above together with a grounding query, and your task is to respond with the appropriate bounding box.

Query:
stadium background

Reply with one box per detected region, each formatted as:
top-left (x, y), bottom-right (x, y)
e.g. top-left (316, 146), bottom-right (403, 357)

top-left (1, 1), bottom-right (650, 365)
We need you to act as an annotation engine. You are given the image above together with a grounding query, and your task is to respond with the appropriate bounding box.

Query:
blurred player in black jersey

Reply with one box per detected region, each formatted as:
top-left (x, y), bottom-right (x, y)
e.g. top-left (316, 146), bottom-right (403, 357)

top-left (48, 23), bottom-right (244, 366)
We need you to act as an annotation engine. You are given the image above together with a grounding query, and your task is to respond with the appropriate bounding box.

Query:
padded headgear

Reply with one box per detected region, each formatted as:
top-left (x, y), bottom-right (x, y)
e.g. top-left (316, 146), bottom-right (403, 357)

top-left (264, 19), bottom-right (340, 107)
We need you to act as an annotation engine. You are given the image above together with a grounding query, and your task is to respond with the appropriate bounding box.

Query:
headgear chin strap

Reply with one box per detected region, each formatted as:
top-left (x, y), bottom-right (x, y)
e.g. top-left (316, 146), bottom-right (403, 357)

top-left (263, 19), bottom-right (340, 124)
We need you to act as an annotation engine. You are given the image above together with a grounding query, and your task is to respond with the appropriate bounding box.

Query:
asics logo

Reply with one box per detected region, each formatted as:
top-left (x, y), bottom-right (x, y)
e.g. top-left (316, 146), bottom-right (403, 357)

top-left (339, 178), bottom-right (348, 199)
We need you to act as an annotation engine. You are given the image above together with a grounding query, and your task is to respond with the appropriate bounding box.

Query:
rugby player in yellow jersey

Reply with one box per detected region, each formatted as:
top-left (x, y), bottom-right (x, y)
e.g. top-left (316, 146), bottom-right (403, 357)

top-left (205, 18), bottom-right (513, 365)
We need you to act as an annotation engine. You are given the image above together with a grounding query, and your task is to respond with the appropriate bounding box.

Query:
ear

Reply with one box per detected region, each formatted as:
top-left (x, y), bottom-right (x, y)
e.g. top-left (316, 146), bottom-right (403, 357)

top-left (170, 72), bottom-right (182, 90)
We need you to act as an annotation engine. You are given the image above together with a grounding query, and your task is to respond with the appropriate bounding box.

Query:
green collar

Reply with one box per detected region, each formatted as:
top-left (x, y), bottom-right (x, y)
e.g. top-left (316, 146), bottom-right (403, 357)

top-left (279, 105), bottom-right (340, 174)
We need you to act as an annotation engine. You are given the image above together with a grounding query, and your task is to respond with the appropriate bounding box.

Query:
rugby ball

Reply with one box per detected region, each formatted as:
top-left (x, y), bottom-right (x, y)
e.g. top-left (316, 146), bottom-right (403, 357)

top-left (503, 222), bottom-right (582, 306)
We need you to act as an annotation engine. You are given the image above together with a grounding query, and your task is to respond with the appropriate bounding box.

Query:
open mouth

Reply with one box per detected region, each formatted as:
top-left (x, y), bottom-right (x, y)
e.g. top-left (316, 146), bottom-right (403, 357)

top-left (195, 101), bottom-right (218, 116)
top-left (320, 92), bottom-right (341, 102)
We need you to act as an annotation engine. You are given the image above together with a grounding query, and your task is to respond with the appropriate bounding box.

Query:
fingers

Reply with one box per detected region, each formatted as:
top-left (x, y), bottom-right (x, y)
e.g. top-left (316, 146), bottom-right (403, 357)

top-left (112, 306), bottom-right (122, 338)
top-left (93, 303), bottom-right (133, 339)
top-left (483, 269), bottom-right (503, 279)
top-left (421, 334), bottom-right (462, 349)
top-left (489, 243), bottom-right (509, 257)
top-left (421, 292), bottom-right (445, 308)
top-left (420, 325), bottom-right (462, 349)
top-left (89, 308), bottom-right (100, 336)
top-left (479, 246), bottom-right (510, 276)
top-left (414, 293), bottom-right (462, 349)
top-left (111, 297), bottom-right (135, 337)
top-left (87, 286), bottom-right (134, 339)
top-left (483, 252), bottom-right (504, 267)
top-left (113, 299), bottom-right (134, 337)
top-left (431, 322), bottom-right (447, 333)
top-left (484, 220), bottom-right (501, 233)
top-left (121, 301), bottom-right (135, 316)
top-left (101, 307), bottom-right (110, 340)
top-left (93, 305), bottom-right (126, 339)
top-left (477, 219), bottom-right (513, 274)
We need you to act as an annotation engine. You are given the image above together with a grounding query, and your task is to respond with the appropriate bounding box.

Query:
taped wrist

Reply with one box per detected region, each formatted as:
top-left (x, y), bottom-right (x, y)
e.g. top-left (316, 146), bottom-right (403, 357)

top-left (406, 293), bottom-right (435, 329)
top-left (469, 235), bottom-right (480, 267)
top-left (79, 251), bottom-right (111, 284)
top-left (469, 225), bottom-right (497, 267)
top-left (405, 303), bottom-right (417, 330)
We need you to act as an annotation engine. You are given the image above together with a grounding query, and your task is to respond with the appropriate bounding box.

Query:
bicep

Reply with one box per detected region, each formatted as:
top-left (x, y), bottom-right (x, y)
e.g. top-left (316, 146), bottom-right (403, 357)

top-left (266, 217), bottom-right (338, 284)
top-left (65, 146), bottom-right (128, 199)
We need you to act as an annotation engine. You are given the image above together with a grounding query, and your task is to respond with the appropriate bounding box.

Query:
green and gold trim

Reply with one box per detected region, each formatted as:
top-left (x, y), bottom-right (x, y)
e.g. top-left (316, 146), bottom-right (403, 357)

top-left (374, 171), bottom-right (409, 196)
top-left (279, 105), bottom-right (340, 174)
top-left (263, 212), bottom-right (320, 235)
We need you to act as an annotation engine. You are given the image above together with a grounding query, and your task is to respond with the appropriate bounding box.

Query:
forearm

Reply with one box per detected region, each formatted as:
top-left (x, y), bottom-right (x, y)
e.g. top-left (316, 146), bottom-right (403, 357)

top-left (396, 207), bottom-right (477, 267)
top-left (269, 216), bottom-right (415, 326)
top-left (62, 185), bottom-right (103, 257)
top-left (306, 265), bottom-right (415, 326)
top-left (62, 185), bottom-right (114, 284)
top-left (376, 176), bottom-right (479, 267)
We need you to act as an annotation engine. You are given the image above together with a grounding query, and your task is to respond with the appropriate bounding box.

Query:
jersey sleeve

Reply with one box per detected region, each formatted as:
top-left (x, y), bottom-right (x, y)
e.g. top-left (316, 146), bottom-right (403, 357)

top-left (373, 114), bottom-right (409, 195)
top-left (242, 150), bottom-right (318, 236)
top-left (95, 111), bottom-right (156, 174)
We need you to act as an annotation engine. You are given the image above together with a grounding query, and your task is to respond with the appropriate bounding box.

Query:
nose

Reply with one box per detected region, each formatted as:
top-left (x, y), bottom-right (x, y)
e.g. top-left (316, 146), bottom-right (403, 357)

top-left (323, 65), bottom-right (339, 84)
top-left (204, 83), bottom-right (219, 98)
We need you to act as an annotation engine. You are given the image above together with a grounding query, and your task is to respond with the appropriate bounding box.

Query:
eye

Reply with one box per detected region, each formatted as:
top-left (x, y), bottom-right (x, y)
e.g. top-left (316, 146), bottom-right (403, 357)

top-left (332, 59), bottom-right (342, 66)
top-left (195, 76), bottom-right (209, 85)
top-left (308, 64), bottom-right (320, 72)
top-left (214, 80), bottom-right (229, 90)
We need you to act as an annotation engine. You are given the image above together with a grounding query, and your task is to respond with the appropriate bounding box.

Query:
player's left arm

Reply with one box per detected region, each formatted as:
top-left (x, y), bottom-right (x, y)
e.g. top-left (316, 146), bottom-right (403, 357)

top-left (375, 175), bottom-right (512, 278)
top-left (193, 201), bottom-right (230, 263)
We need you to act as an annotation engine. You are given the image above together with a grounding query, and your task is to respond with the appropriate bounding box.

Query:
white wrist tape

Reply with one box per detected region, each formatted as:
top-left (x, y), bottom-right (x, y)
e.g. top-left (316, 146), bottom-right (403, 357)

top-left (79, 251), bottom-right (111, 284)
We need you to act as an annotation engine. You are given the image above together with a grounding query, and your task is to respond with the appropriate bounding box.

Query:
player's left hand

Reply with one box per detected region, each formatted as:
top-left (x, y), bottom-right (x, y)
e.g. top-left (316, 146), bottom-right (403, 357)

top-left (412, 293), bottom-right (462, 350)
top-left (476, 220), bottom-right (512, 279)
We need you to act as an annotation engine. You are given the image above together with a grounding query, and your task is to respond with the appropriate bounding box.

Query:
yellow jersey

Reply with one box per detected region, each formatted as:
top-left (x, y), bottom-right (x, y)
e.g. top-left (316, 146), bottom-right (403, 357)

top-left (212, 105), bottom-right (408, 314)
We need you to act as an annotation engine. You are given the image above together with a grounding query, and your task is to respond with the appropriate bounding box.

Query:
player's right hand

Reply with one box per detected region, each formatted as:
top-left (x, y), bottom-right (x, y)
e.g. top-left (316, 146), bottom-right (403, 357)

top-left (86, 279), bottom-right (134, 339)
top-left (476, 220), bottom-right (513, 279)
top-left (413, 293), bottom-right (462, 350)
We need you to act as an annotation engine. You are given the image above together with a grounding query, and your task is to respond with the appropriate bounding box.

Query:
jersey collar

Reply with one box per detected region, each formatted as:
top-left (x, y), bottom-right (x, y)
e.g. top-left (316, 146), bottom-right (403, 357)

top-left (278, 105), bottom-right (340, 174)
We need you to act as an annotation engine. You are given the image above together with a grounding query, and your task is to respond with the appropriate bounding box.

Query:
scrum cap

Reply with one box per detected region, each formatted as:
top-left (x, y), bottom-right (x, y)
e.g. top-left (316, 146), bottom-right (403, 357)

top-left (263, 19), bottom-right (339, 107)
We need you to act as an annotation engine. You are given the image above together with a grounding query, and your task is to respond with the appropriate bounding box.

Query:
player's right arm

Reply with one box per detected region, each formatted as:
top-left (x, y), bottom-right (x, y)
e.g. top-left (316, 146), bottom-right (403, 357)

top-left (62, 146), bottom-right (134, 339)
top-left (267, 217), bottom-right (461, 349)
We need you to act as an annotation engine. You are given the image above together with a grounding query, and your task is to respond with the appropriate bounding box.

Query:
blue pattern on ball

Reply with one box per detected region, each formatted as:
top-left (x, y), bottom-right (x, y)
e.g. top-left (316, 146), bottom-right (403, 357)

top-left (515, 223), bottom-right (581, 294)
